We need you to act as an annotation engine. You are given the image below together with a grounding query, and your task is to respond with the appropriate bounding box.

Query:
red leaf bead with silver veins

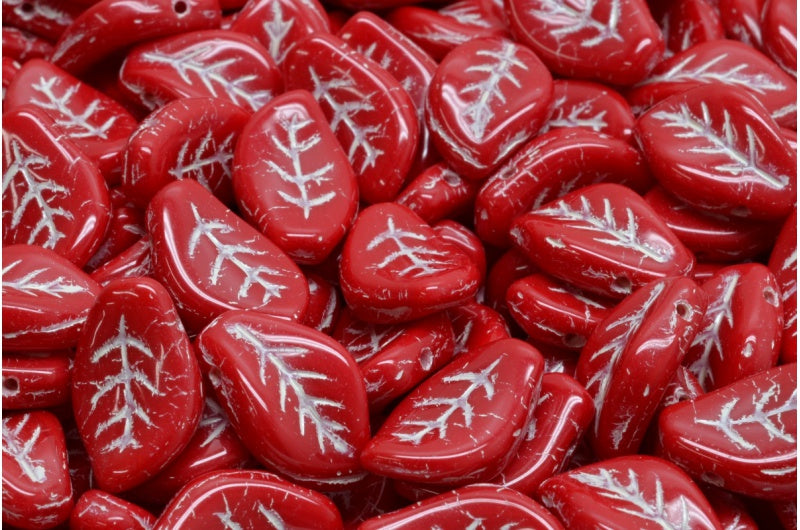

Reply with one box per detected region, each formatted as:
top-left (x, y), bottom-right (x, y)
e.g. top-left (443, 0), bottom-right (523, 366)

top-left (576, 277), bottom-right (708, 459)
top-left (636, 84), bottom-right (797, 221)
top-left (229, 0), bottom-right (330, 67)
top-left (339, 202), bottom-right (480, 324)
top-left (425, 37), bottom-right (553, 180)
top-left (2, 244), bottom-right (100, 351)
top-left (658, 363), bottom-right (797, 501)
top-left (539, 455), bottom-right (722, 529)
top-left (49, 0), bottom-right (221, 76)
top-left (539, 80), bottom-right (636, 141)
top-left (683, 263), bottom-right (783, 391)
top-left (122, 97), bottom-right (250, 208)
top-left (3, 106), bottom-right (111, 268)
top-left (283, 33), bottom-right (419, 204)
top-left (71, 278), bottom-right (204, 493)
top-left (360, 484), bottom-right (565, 529)
top-left (511, 183), bottom-right (696, 299)
top-left (5, 59), bottom-right (138, 180)
top-left (146, 179), bottom-right (309, 333)
top-left (629, 39), bottom-right (797, 129)
top-left (153, 470), bottom-right (344, 529)
top-left (232, 89), bottom-right (358, 265)
top-left (338, 11), bottom-right (440, 172)
top-left (2, 411), bottom-right (73, 529)
top-left (505, 0), bottom-right (664, 85)
top-left (360, 338), bottom-right (543, 485)
top-left (475, 128), bottom-right (652, 248)
top-left (196, 310), bottom-right (371, 488)
top-left (70, 490), bottom-right (155, 530)
top-left (119, 30), bottom-right (282, 113)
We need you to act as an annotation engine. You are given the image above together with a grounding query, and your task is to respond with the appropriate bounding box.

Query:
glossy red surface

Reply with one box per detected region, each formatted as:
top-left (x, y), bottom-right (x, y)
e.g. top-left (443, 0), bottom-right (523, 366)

top-left (629, 40), bottom-right (797, 128)
top-left (425, 37), bottom-right (553, 180)
top-left (644, 186), bottom-right (780, 262)
top-left (636, 84), bottom-right (796, 221)
top-left (684, 264), bottom-right (783, 390)
top-left (511, 183), bottom-right (696, 299)
top-left (361, 338), bottom-right (543, 485)
top-left (126, 396), bottom-right (251, 505)
top-left (395, 163), bottom-right (480, 224)
top-left (122, 97), bottom-right (249, 208)
top-left (386, 4), bottom-right (508, 61)
top-left (2, 27), bottom-right (53, 62)
top-left (71, 278), bottom-right (204, 492)
top-left (361, 484), bottom-right (565, 529)
top-left (576, 277), bottom-right (708, 459)
top-left (768, 209), bottom-right (798, 363)
top-left (284, 33), bottom-right (419, 204)
top-left (146, 180), bottom-right (309, 332)
top-left (153, 470), bottom-right (343, 529)
top-left (495, 373), bottom-right (594, 495)
top-left (338, 11), bottom-right (439, 173)
top-left (539, 455), bottom-right (721, 529)
top-left (761, 0), bottom-right (797, 78)
top-left (658, 363), bottom-right (797, 500)
top-left (3, 106), bottom-right (111, 267)
top-left (120, 30), bottom-right (281, 113)
top-left (334, 309), bottom-right (455, 412)
top-left (70, 490), bottom-right (155, 529)
top-left (2, 411), bottom-right (73, 529)
top-left (507, 273), bottom-right (613, 350)
top-left (475, 129), bottom-right (652, 248)
top-left (540, 80), bottom-right (636, 141)
top-left (659, 0), bottom-right (723, 54)
top-left (229, 0), bottom-right (330, 66)
top-left (506, 0), bottom-right (664, 85)
top-left (339, 202), bottom-right (480, 323)
top-left (50, 0), bottom-right (220, 75)
top-left (447, 301), bottom-right (511, 357)
top-left (2, 244), bottom-right (100, 350)
top-left (90, 236), bottom-right (154, 287)
top-left (2, 353), bottom-right (72, 410)
top-left (196, 310), bottom-right (370, 488)
top-left (233, 89), bottom-right (358, 265)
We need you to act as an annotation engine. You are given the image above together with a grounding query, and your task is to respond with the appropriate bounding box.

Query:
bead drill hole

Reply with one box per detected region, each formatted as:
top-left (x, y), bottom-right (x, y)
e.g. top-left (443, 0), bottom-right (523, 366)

top-left (3, 377), bottom-right (19, 394)
top-left (612, 276), bottom-right (632, 294)
top-left (173, 1), bottom-right (187, 13)
top-left (763, 287), bottom-right (779, 306)
top-left (20, 2), bottom-right (34, 13)
top-left (563, 333), bottom-right (587, 349)
top-left (675, 302), bottom-right (691, 320)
